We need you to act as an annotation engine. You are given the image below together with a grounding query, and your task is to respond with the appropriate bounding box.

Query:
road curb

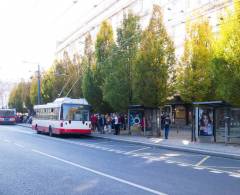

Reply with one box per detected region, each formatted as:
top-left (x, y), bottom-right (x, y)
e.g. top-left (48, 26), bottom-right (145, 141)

top-left (91, 134), bottom-right (240, 160)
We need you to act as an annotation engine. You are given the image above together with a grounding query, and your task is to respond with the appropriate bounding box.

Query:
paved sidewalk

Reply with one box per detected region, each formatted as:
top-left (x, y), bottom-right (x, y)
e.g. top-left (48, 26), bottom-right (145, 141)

top-left (17, 123), bottom-right (240, 160)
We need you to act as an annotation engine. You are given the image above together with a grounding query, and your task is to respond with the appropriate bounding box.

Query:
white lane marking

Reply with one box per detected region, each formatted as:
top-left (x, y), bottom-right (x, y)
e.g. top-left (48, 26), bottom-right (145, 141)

top-left (53, 139), bottom-right (127, 154)
top-left (92, 143), bottom-right (139, 147)
top-left (124, 147), bottom-right (150, 155)
top-left (2, 127), bottom-right (33, 134)
top-left (4, 139), bottom-right (10, 143)
top-left (93, 141), bottom-right (112, 145)
top-left (209, 170), bottom-right (223, 174)
top-left (205, 166), bottom-right (240, 169)
top-left (195, 156), bottom-right (210, 166)
top-left (177, 163), bottom-right (188, 167)
top-left (14, 143), bottom-right (24, 148)
top-left (165, 160), bottom-right (175, 164)
top-left (229, 174), bottom-right (240, 178)
top-left (31, 149), bottom-right (167, 195)
top-left (7, 127), bottom-right (240, 176)
top-left (193, 167), bottom-right (205, 170)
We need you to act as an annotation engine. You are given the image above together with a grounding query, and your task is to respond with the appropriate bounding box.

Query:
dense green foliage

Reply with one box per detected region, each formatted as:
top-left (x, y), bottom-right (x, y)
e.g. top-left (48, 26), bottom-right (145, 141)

top-left (8, 81), bottom-right (32, 113)
top-left (133, 5), bottom-right (175, 107)
top-left (177, 19), bottom-right (214, 102)
top-left (9, 2), bottom-right (240, 113)
top-left (213, 0), bottom-right (240, 105)
top-left (103, 12), bottom-right (141, 112)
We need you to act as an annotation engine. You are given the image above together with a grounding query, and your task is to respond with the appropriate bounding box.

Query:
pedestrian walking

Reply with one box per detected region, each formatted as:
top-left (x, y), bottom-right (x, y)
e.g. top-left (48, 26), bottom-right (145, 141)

top-left (91, 114), bottom-right (97, 131)
top-left (124, 114), bottom-right (127, 130)
top-left (106, 114), bottom-right (112, 133)
top-left (114, 114), bottom-right (120, 135)
top-left (98, 114), bottom-right (105, 134)
top-left (161, 112), bottom-right (165, 131)
top-left (164, 114), bottom-right (171, 139)
top-left (111, 114), bottom-right (115, 131)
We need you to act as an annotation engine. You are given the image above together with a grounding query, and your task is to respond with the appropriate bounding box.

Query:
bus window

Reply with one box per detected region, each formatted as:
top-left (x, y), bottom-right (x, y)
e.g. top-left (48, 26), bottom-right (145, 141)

top-left (0, 110), bottom-right (15, 117)
top-left (62, 104), bottom-right (89, 121)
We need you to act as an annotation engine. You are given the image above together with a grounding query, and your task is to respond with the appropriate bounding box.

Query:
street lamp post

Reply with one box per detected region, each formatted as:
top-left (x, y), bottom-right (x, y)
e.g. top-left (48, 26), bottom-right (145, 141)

top-left (23, 61), bottom-right (41, 105)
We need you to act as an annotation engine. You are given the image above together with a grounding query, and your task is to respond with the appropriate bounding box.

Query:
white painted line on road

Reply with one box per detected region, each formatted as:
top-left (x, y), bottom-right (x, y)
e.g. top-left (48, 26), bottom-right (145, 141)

top-left (124, 147), bottom-right (150, 155)
top-left (8, 127), bottom-right (240, 177)
top-left (14, 143), bottom-right (24, 148)
top-left (31, 149), bottom-right (167, 195)
top-left (195, 156), bottom-right (210, 166)
top-left (206, 166), bottom-right (240, 169)
top-left (93, 141), bottom-right (112, 145)
top-left (165, 160), bottom-right (175, 164)
top-left (177, 163), bottom-right (188, 167)
top-left (61, 140), bottom-right (128, 154)
top-left (229, 173), bottom-right (240, 178)
top-left (4, 128), bottom-right (33, 134)
top-left (3, 139), bottom-right (10, 143)
top-left (193, 167), bottom-right (205, 170)
top-left (159, 157), bottom-right (240, 177)
top-left (209, 170), bottom-right (223, 174)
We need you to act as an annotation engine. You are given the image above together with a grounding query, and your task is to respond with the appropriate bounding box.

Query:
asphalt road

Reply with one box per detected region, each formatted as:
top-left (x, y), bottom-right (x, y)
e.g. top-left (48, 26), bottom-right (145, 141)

top-left (0, 125), bottom-right (240, 195)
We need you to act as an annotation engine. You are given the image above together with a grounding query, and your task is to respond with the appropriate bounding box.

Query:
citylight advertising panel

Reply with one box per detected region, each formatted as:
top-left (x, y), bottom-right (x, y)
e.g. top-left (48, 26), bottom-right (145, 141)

top-left (129, 111), bottom-right (143, 127)
top-left (199, 108), bottom-right (213, 136)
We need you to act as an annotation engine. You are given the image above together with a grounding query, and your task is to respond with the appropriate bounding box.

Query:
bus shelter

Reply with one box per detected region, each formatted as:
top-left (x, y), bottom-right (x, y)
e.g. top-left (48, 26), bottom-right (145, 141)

top-left (128, 105), bottom-right (161, 136)
top-left (192, 101), bottom-right (231, 143)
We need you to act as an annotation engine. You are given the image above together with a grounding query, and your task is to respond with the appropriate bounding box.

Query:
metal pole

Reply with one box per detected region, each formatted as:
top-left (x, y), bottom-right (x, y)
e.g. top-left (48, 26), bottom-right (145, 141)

top-left (194, 107), bottom-right (199, 142)
top-left (37, 64), bottom-right (41, 105)
top-left (225, 116), bottom-right (230, 145)
top-left (143, 115), bottom-right (146, 136)
top-left (128, 109), bottom-right (131, 135)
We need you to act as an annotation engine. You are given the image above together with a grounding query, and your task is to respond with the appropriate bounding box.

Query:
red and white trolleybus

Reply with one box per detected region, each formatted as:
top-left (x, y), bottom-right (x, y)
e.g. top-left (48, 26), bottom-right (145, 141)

top-left (0, 108), bottom-right (16, 125)
top-left (32, 98), bottom-right (91, 136)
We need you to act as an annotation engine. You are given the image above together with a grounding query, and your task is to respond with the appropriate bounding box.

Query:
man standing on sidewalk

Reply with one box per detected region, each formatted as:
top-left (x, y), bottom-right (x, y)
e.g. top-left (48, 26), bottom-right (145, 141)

top-left (114, 114), bottom-right (120, 135)
top-left (164, 115), bottom-right (171, 139)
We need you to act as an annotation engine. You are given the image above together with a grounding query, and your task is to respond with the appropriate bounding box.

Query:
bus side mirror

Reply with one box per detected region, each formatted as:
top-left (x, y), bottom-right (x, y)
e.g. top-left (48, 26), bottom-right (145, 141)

top-left (69, 120), bottom-right (71, 124)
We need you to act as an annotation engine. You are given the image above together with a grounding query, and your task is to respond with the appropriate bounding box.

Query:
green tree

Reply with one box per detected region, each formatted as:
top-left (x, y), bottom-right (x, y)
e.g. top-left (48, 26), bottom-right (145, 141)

top-left (41, 69), bottom-right (54, 103)
top-left (133, 5), bottom-right (175, 107)
top-left (82, 67), bottom-right (102, 111)
top-left (29, 77), bottom-right (38, 106)
top-left (103, 11), bottom-right (141, 112)
top-left (83, 32), bottom-right (95, 70)
top-left (213, 0), bottom-right (240, 105)
top-left (70, 53), bottom-right (84, 98)
top-left (84, 20), bottom-right (114, 112)
top-left (177, 18), bottom-right (214, 103)
top-left (8, 85), bottom-right (22, 112)
top-left (9, 81), bottom-right (32, 112)
top-left (65, 58), bottom-right (82, 98)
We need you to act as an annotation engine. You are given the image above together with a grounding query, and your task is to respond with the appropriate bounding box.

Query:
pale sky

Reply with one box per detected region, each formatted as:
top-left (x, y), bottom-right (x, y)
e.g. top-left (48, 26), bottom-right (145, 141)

top-left (0, 0), bottom-right (100, 83)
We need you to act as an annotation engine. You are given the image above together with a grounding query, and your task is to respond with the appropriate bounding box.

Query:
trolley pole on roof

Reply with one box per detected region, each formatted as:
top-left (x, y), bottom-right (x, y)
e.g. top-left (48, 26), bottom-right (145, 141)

top-left (37, 64), bottom-right (41, 105)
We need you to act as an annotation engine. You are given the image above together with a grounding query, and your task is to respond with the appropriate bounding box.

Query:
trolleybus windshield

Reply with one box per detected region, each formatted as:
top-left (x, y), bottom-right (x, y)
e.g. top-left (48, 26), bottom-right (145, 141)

top-left (0, 110), bottom-right (15, 117)
top-left (61, 104), bottom-right (90, 121)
